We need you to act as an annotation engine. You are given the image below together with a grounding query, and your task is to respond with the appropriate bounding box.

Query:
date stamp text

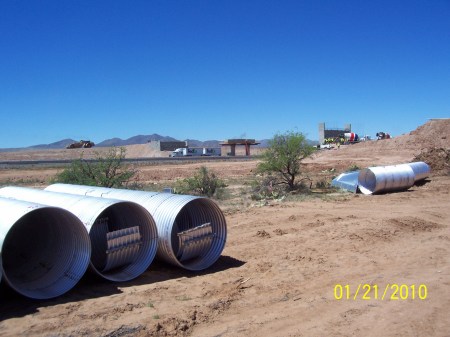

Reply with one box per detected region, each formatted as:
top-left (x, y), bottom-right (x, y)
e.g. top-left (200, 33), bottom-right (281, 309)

top-left (334, 284), bottom-right (427, 300)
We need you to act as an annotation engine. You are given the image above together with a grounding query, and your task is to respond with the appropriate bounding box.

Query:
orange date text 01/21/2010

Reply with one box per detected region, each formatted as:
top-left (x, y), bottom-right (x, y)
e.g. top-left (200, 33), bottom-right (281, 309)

top-left (334, 284), bottom-right (428, 301)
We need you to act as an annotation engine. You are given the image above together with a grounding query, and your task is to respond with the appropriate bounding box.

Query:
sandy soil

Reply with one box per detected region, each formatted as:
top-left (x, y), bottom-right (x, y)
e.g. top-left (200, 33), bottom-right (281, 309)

top-left (0, 120), bottom-right (449, 337)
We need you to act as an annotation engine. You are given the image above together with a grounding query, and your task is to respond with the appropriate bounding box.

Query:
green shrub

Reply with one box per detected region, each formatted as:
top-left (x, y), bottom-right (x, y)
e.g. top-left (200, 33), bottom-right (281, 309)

top-left (175, 166), bottom-right (226, 197)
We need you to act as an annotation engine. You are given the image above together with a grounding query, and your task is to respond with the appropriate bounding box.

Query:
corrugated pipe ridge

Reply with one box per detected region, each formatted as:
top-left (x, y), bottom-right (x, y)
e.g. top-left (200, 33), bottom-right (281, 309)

top-left (46, 184), bottom-right (227, 271)
top-left (0, 197), bottom-right (91, 299)
top-left (0, 187), bottom-right (158, 282)
top-left (358, 161), bottom-right (430, 195)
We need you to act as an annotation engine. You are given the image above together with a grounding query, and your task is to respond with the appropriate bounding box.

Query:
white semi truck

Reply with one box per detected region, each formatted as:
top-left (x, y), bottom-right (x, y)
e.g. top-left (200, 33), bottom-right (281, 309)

top-left (170, 147), bottom-right (221, 157)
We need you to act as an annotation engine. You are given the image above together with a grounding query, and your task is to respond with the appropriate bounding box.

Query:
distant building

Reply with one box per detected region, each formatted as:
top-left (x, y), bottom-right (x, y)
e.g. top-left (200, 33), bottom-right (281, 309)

top-left (318, 123), bottom-right (351, 144)
top-left (148, 140), bottom-right (187, 151)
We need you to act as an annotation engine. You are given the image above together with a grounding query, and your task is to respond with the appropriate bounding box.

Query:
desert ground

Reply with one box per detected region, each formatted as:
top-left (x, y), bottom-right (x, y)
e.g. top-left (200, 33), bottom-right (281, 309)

top-left (0, 120), bottom-right (449, 336)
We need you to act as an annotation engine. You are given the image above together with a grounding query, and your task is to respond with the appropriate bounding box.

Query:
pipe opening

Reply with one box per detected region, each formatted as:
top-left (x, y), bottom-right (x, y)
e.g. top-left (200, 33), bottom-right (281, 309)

top-left (2, 208), bottom-right (90, 299)
top-left (88, 202), bottom-right (157, 281)
top-left (358, 169), bottom-right (377, 194)
top-left (168, 198), bottom-right (226, 270)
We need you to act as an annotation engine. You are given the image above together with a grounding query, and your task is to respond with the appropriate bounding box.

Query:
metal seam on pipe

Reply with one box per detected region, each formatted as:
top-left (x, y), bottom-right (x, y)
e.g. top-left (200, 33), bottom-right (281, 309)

top-left (0, 197), bottom-right (91, 299)
top-left (0, 187), bottom-right (158, 282)
top-left (45, 184), bottom-right (227, 271)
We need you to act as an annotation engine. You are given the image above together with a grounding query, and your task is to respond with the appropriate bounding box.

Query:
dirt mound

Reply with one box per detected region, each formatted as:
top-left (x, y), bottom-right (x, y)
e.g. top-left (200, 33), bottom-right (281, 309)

top-left (354, 119), bottom-right (450, 153)
top-left (414, 147), bottom-right (450, 174)
top-left (0, 144), bottom-right (171, 161)
top-left (395, 118), bottom-right (450, 150)
top-left (124, 144), bottom-right (170, 158)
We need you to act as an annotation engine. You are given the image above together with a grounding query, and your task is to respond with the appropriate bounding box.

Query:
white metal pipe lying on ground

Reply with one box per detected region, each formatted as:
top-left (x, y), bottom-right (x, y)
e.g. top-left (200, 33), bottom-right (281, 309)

top-left (358, 161), bottom-right (430, 195)
top-left (45, 184), bottom-right (227, 271)
top-left (0, 187), bottom-right (158, 282)
top-left (407, 161), bottom-right (431, 181)
top-left (0, 197), bottom-right (91, 299)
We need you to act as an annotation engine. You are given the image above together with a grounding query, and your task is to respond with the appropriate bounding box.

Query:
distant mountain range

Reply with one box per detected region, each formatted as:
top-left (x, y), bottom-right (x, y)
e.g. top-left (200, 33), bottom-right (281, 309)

top-left (96, 134), bottom-right (178, 147)
top-left (0, 134), bottom-right (318, 151)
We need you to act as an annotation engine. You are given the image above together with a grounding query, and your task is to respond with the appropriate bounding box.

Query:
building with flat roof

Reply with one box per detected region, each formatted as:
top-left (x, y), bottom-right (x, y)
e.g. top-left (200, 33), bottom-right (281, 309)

top-left (148, 140), bottom-right (187, 151)
top-left (318, 123), bottom-right (351, 144)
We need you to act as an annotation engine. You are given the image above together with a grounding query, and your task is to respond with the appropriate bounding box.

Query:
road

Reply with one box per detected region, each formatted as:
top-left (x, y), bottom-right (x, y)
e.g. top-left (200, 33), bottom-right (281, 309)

top-left (0, 156), bottom-right (255, 169)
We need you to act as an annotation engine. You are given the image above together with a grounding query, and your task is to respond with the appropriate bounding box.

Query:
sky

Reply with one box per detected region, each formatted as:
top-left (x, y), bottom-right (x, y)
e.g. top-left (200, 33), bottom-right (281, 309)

top-left (0, 0), bottom-right (449, 148)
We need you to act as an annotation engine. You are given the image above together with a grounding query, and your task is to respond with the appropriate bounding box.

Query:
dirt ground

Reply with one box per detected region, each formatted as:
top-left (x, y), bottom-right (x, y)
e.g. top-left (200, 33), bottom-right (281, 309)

top-left (0, 120), bottom-right (449, 336)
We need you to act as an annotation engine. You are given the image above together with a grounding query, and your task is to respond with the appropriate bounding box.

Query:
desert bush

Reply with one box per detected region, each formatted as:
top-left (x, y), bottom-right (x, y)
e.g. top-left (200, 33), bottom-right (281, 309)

top-left (346, 164), bottom-right (360, 172)
top-left (257, 130), bottom-right (315, 190)
top-left (53, 147), bottom-right (137, 188)
top-left (250, 176), bottom-right (286, 200)
top-left (175, 166), bottom-right (226, 197)
top-left (315, 180), bottom-right (330, 188)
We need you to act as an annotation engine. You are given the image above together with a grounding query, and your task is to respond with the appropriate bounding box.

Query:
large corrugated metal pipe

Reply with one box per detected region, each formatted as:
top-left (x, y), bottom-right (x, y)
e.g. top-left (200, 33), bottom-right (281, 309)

top-left (0, 187), bottom-right (158, 282)
top-left (408, 161), bottom-right (430, 181)
top-left (46, 184), bottom-right (227, 271)
top-left (0, 197), bottom-right (91, 299)
top-left (358, 162), bottom-right (430, 195)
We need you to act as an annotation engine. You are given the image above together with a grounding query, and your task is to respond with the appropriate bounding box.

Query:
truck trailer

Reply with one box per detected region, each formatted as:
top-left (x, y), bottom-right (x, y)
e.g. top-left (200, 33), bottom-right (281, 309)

top-left (170, 147), bottom-right (221, 157)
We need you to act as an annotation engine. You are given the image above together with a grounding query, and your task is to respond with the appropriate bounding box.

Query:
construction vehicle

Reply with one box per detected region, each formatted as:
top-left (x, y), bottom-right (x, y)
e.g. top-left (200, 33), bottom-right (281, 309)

top-left (170, 147), bottom-right (221, 157)
top-left (343, 132), bottom-right (359, 143)
top-left (66, 140), bottom-right (95, 149)
top-left (376, 132), bottom-right (391, 140)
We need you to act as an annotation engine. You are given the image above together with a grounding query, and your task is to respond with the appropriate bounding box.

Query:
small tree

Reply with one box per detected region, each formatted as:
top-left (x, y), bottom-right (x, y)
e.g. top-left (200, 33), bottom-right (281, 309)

top-left (175, 166), bottom-right (226, 197)
top-left (258, 130), bottom-right (315, 190)
top-left (54, 147), bottom-right (137, 188)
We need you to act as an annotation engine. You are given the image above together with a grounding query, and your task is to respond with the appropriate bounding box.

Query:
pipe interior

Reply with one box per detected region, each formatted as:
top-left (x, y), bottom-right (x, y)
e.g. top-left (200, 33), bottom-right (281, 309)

top-left (89, 202), bottom-right (156, 281)
top-left (2, 208), bottom-right (90, 299)
top-left (170, 198), bottom-right (226, 269)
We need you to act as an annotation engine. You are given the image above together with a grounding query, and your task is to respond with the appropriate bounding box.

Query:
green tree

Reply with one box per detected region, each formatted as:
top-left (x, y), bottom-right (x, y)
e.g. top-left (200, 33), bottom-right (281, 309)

top-left (175, 166), bottom-right (226, 197)
top-left (258, 130), bottom-right (315, 190)
top-left (54, 147), bottom-right (137, 188)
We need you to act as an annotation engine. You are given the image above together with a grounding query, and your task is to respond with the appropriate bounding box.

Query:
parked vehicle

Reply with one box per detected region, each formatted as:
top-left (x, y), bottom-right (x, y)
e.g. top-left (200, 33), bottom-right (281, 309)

top-left (171, 148), bottom-right (201, 157)
top-left (344, 133), bottom-right (359, 142)
top-left (202, 147), bottom-right (221, 156)
top-left (376, 132), bottom-right (391, 140)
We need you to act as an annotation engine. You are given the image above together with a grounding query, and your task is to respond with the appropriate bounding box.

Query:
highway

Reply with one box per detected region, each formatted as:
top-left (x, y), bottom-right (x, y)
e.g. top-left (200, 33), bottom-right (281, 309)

top-left (0, 155), bottom-right (256, 169)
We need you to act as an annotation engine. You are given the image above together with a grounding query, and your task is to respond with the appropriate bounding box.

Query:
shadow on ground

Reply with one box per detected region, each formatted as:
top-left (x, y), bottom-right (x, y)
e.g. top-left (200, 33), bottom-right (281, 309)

top-left (0, 255), bottom-right (245, 321)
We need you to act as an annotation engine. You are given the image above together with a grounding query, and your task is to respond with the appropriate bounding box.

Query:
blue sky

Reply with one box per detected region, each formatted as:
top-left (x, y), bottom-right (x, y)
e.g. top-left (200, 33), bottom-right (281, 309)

top-left (1, 0), bottom-right (449, 148)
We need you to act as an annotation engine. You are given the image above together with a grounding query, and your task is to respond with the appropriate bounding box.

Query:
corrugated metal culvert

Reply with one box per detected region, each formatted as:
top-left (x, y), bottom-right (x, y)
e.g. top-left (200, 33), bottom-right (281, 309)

top-left (46, 184), bottom-right (227, 271)
top-left (0, 187), bottom-right (158, 282)
top-left (408, 161), bottom-right (431, 181)
top-left (0, 197), bottom-right (91, 299)
top-left (358, 162), bottom-right (430, 195)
